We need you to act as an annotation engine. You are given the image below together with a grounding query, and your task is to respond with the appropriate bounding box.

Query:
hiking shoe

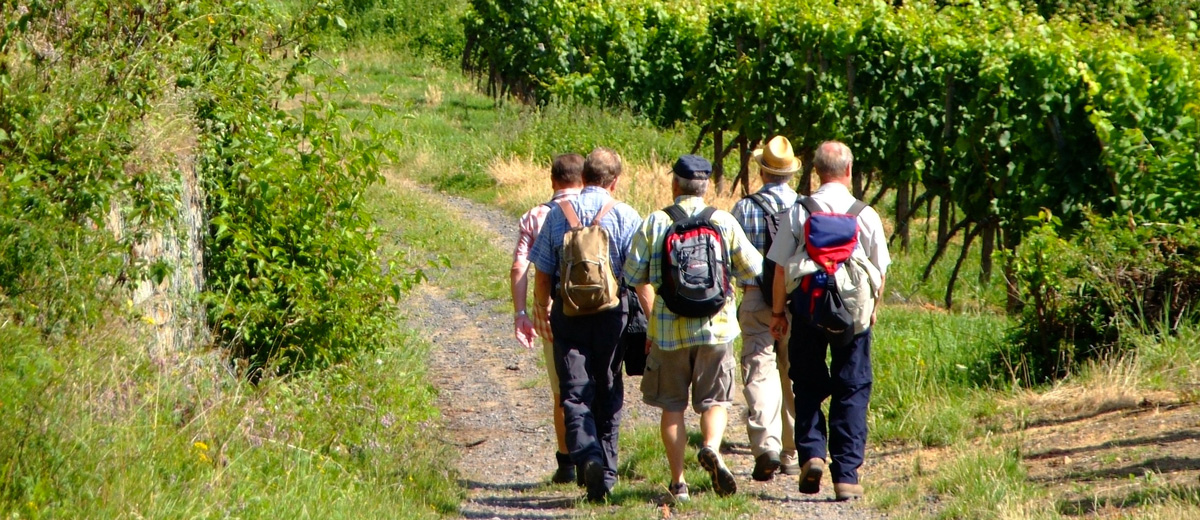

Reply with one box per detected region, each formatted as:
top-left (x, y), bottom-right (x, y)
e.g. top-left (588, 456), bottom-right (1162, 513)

top-left (834, 482), bottom-right (864, 501)
top-left (552, 452), bottom-right (576, 484)
top-left (798, 457), bottom-right (825, 495)
top-left (752, 451), bottom-right (782, 482)
top-left (668, 481), bottom-right (690, 503)
top-left (780, 451), bottom-right (801, 476)
top-left (583, 459), bottom-right (608, 503)
top-left (697, 446), bottom-right (737, 497)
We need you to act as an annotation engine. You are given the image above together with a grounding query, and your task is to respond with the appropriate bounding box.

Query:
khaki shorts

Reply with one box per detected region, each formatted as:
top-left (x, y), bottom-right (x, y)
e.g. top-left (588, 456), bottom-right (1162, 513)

top-left (641, 342), bottom-right (736, 413)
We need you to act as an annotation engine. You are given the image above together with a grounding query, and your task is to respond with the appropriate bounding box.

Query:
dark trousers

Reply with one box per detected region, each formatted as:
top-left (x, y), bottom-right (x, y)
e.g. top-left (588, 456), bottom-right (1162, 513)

top-left (550, 296), bottom-right (627, 491)
top-left (788, 323), bottom-right (873, 484)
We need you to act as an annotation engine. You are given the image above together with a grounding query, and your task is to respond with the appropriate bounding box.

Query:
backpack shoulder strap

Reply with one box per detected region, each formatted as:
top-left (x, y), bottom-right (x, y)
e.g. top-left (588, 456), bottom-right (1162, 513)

top-left (558, 200), bottom-right (582, 228)
top-left (664, 204), bottom-right (688, 223)
top-left (591, 199), bottom-right (619, 227)
top-left (698, 206), bottom-right (717, 222)
top-left (847, 199), bottom-right (867, 217)
top-left (746, 193), bottom-right (773, 216)
top-left (798, 196), bottom-right (822, 216)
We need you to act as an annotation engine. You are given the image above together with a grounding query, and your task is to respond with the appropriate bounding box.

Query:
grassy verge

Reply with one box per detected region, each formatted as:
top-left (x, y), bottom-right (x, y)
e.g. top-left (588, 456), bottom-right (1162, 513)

top-left (368, 175), bottom-right (510, 301)
top-left (1, 314), bottom-right (457, 518)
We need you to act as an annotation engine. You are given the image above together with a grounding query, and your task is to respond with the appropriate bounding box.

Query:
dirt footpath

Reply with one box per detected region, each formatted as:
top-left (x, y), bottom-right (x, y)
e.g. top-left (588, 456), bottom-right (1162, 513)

top-left (400, 188), bottom-right (885, 519)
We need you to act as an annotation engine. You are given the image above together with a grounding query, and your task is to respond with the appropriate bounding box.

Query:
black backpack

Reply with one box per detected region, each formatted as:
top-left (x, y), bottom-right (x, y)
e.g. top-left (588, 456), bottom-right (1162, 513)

top-left (658, 205), bottom-right (731, 318)
top-left (744, 192), bottom-right (791, 306)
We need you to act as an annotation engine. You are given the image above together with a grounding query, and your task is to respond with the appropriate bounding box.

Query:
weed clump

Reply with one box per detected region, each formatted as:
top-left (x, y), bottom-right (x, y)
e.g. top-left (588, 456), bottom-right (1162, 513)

top-left (1005, 214), bottom-right (1200, 383)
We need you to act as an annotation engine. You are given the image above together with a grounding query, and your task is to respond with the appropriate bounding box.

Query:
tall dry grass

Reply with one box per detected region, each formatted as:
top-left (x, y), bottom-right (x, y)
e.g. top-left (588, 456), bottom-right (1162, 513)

top-left (489, 155), bottom-right (765, 218)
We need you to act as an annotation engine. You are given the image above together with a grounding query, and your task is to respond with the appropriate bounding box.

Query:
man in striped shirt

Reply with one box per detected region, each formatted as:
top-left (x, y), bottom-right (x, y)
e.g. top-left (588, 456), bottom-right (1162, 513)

top-left (730, 135), bottom-right (802, 482)
top-left (510, 153), bottom-right (584, 484)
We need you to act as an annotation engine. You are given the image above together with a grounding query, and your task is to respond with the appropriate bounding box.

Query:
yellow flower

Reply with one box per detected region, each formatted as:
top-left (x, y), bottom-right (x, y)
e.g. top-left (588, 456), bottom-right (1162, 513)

top-left (207, 15), bottom-right (215, 25)
top-left (194, 441), bottom-right (209, 451)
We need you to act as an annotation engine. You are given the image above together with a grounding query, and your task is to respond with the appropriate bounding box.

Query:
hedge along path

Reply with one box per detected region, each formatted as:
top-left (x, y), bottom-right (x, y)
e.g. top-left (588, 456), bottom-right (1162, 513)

top-left (388, 180), bottom-right (887, 518)
top-left (463, 0), bottom-right (1200, 309)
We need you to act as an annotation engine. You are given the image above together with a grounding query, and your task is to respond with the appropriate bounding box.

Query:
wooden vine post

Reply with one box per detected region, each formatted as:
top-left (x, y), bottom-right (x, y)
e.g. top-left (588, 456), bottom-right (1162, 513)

top-left (713, 128), bottom-right (725, 194)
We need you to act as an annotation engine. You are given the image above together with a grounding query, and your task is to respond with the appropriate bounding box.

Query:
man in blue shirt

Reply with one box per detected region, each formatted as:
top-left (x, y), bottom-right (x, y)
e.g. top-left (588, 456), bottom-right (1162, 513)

top-left (530, 147), bottom-right (643, 502)
top-left (730, 135), bottom-right (801, 482)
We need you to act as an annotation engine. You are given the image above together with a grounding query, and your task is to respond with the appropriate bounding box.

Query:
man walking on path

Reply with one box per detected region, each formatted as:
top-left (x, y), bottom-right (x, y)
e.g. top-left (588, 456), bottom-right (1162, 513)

top-left (767, 141), bottom-right (890, 501)
top-left (730, 136), bottom-right (801, 482)
top-left (510, 153), bottom-right (584, 484)
top-left (530, 148), bottom-right (643, 502)
top-left (624, 155), bottom-right (763, 503)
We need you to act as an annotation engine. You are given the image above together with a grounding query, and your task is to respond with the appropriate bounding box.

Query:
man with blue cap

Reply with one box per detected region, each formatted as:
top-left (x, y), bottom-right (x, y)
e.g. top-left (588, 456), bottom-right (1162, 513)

top-left (624, 154), bottom-right (763, 503)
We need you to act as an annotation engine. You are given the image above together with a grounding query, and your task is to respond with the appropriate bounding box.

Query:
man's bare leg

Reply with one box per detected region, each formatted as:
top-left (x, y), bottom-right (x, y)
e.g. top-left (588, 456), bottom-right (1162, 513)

top-left (661, 410), bottom-right (687, 484)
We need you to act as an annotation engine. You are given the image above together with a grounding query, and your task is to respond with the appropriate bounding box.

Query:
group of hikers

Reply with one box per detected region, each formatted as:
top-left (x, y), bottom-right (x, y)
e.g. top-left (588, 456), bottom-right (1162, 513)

top-left (508, 136), bottom-right (891, 504)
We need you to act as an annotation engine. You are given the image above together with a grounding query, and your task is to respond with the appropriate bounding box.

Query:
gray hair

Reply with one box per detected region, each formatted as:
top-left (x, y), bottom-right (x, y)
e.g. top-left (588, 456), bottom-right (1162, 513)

top-left (673, 175), bottom-right (709, 197)
top-left (813, 141), bottom-right (853, 181)
top-left (762, 172), bottom-right (792, 185)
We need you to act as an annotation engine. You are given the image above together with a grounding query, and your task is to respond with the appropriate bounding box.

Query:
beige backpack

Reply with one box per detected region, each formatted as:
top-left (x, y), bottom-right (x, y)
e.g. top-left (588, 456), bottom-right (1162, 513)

top-left (558, 199), bottom-right (621, 316)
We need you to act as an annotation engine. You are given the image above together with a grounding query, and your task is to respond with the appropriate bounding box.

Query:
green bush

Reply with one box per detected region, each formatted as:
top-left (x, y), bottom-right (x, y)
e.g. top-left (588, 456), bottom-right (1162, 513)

top-left (0, 1), bottom-right (178, 334)
top-left (2, 0), bottom-right (417, 372)
top-left (464, 0), bottom-right (1200, 309)
top-left (1005, 213), bottom-right (1200, 382)
top-left (187, 2), bottom-right (416, 373)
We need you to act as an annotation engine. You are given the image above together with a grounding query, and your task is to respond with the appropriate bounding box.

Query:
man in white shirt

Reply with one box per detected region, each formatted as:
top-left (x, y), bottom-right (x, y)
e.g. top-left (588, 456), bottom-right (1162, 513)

top-left (765, 141), bottom-right (891, 502)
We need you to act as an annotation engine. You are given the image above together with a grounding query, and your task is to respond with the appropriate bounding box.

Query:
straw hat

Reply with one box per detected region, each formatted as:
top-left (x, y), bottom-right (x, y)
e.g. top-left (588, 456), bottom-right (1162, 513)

top-left (752, 135), bottom-right (801, 175)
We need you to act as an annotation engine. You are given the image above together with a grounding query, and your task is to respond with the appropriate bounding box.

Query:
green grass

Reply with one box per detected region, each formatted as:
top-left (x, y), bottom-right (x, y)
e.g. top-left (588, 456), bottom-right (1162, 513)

top-left (368, 178), bottom-right (510, 301)
top-left (871, 306), bottom-right (1014, 447)
top-left (324, 49), bottom-right (695, 214)
top-left (927, 447), bottom-right (1055, 520)
top-left (0, 318), bottom-right (457, 519)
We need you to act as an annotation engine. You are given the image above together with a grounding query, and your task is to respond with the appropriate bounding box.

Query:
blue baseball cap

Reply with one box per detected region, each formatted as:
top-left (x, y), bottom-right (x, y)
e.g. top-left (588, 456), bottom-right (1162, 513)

top-left (672, 154), bottom-right (712, 180)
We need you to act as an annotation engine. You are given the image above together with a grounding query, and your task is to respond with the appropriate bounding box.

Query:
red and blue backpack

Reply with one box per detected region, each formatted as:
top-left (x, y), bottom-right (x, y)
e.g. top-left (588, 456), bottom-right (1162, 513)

top-left (790, 196), bottom-right (867, 345)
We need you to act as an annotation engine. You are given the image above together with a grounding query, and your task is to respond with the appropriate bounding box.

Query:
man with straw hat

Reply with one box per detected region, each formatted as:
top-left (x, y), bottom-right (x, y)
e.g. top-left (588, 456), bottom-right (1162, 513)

top-left (730, 135), bottom-right (802, 482)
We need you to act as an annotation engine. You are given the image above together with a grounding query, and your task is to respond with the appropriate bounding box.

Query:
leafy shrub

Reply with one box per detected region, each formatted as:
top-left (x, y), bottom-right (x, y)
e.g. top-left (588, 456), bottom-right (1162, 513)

top-left (0, 1), bottom-right (178, 333)
top-left (1, 0), bottom-right (418, 373)
top-left (1005, 212), bottom-right (1200, 382)
top-left (187, 3), bottom-right (416, 373)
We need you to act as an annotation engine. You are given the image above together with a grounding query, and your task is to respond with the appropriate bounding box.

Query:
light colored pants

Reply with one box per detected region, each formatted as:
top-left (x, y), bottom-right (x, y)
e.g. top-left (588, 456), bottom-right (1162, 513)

top-left (737, 286), bottom-right (796, 458)
top-left (530, 303), bottom-right (560, 394)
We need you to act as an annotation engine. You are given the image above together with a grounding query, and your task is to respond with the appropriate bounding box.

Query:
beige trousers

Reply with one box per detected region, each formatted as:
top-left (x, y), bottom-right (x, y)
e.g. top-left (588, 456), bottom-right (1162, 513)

top-left (737, 286), bottom-right (797, 458)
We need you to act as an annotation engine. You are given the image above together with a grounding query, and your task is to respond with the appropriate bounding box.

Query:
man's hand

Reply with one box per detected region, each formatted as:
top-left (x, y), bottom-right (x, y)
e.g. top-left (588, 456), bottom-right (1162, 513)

top-left (645, 337), bottom-right (652, 355)
top-left (514, 314), bottom-right (537, 349)
top-left (770, 314), bottom-right (789, 341)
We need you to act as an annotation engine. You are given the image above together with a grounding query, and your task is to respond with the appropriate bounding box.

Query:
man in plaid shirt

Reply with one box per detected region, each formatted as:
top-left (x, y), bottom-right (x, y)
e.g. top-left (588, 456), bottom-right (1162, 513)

top-left (729, 136), bottom-right (802, 482)
top-left (510, 153), bottom-right (584, 484)
top-left (623, 155), bottom-right (762, 503)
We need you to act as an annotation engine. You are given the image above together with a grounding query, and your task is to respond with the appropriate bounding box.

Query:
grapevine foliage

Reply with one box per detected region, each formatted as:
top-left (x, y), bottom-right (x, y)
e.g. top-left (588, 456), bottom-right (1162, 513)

top-left (465, 0), bottom-right (1200, 309)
